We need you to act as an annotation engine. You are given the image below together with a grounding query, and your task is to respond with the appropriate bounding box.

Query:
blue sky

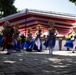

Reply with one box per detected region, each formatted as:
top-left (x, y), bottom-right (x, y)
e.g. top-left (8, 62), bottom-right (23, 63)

top-left (14, 0), bottom-right (76, 15)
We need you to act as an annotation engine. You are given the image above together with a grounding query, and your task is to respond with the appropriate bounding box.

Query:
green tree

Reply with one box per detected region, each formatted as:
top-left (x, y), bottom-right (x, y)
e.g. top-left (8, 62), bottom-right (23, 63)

top-left (69, 0), bottom-right (76, 4)
top-left (0, 0), bottom-right (17, 17)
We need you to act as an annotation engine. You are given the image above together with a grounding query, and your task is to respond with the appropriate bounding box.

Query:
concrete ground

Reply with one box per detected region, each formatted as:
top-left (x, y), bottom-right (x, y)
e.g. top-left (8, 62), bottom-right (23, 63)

top-left (0, 40), bottom-right (76, 75)
top-left (0, 49), bottom-right (76, 75)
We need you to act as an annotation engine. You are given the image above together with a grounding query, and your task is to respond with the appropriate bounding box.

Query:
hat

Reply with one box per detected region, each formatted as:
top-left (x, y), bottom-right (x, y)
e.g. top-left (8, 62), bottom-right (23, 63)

top-left (72, 25), bottom-right (76, 29)
top-left (14, 23), bottom-right (19, 28)
top-left (3, 24), bottom-right (5, 28)
top-left (48, 20), bottom-right (55, 26)
top-left (36, 24), bottom-right (42, 29)
top-left (4, 21), bottom-right (10, 26)
top-left (27, 27), bottom-right (32, 30)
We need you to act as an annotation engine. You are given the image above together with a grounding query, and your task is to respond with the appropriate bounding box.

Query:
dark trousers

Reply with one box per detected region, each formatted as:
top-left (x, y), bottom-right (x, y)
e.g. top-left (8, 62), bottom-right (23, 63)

top-left (59, 40), bottom-right (62, 50)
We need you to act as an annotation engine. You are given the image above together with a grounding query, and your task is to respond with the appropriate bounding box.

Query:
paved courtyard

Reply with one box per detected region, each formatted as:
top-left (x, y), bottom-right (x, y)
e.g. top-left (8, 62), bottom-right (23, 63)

top-left (0, 49), bottom-right (76, 75)
top-left (0, 40), bottom-right (76, 75)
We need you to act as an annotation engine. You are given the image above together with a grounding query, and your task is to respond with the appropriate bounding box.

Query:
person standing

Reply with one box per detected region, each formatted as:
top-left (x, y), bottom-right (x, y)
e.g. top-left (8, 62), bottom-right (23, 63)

top-left (64, 25), bottom-right (76, 53)
top-left (58, 37), bottom-right (63, 50)
top-left (25, 27), bottom-right (33, 51)
top-left (12, 24), bottom-right (21, 52)
top-left (65, 32), bottom-right (73, 51)
top-left (33, 25), bottom-right (42, 52)
top-left (2, 21), bottom-right (14, 55)
top-left (44, 20), bottom-right (58, 54)
top-left (20, 34), bottom-right (26, 48)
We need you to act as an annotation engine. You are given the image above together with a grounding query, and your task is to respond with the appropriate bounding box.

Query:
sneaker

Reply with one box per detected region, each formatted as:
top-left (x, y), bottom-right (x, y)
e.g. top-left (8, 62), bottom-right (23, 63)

top-left (1, 49), bottom-right (4, 51)
top-left (37, 49), bottom-right (41, 52)
top-left (26, 48), bottom-right (32, 52)
top-left (72, 51), bottom-right (75, 53)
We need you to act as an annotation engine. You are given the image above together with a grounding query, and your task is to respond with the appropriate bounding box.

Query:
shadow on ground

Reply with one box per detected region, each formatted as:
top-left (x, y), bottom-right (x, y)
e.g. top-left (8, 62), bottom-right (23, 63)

top-left (0, 51), bottom-right (76, 75)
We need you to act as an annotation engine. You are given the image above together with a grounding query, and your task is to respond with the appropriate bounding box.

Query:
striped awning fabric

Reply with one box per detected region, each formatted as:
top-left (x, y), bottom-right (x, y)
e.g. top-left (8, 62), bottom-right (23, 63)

top-left (0, 9), bottom-right (76, 36)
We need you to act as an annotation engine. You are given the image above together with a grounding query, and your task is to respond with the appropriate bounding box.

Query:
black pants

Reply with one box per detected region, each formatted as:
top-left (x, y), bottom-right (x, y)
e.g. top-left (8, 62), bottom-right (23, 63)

top-left (59, 40), bottom-right (62, 50)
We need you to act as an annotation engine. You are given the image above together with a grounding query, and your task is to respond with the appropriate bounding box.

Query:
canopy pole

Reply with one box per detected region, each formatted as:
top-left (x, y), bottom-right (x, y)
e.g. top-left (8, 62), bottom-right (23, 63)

top-left (25, 9), bottom-right (28, 37)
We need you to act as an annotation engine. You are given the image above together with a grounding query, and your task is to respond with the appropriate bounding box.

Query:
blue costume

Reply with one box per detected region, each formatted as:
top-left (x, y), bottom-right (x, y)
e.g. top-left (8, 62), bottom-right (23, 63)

top-left (64, 32), bottom-right (76, 49)
top-left (44, 28), bottom-right (57, 54)
top-left (44, 29), bottom-right (56, 48)
top-left (12, 28), bottom-right (21, 52)
top-left (64, 40), bottom-right (74, 48)
top-left (64, 23), bottom-right (76, 53)
top-left (0, 32), bottom-right (3, 47)
top-left (23, 26), bottom-right (42, 52)
top-left (22, 30), bottom-right (33, 51)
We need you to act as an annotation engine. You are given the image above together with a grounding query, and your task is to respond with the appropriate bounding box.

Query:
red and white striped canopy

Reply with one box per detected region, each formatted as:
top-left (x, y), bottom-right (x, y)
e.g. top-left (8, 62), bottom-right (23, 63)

top-left (0, 9), bottom-right (76, 35)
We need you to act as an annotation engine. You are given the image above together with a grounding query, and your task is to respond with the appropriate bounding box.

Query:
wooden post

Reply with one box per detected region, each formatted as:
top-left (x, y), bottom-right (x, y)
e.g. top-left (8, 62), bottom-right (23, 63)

top-left (25, 9), bottom-right (28, 36)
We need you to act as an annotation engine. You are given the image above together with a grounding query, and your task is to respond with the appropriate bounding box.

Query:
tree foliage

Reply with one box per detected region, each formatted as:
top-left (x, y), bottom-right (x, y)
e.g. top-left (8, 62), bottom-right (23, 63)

top-left (0, 0), bottom-right (17, 17)
top-left (69, 0), bottom-right (76, 4)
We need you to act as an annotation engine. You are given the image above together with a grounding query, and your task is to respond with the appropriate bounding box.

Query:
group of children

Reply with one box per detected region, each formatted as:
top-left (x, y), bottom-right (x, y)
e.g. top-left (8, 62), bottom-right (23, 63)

top-left (0, 20), bottom-right (59, 55)
top-left (0, 20), bottom-right (76, 55)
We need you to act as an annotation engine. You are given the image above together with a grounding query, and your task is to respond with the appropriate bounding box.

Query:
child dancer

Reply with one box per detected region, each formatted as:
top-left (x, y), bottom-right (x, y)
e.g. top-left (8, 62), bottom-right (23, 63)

top-left (44, 20), bottom-right (58, 54)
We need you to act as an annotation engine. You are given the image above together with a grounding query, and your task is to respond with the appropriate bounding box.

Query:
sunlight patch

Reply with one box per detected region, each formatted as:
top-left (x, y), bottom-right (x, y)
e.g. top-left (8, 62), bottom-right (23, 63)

top-left (51, 65), bottom-right (67, 68)
top-left (19, 59), bottom-right (23, 61)
top-left (48, 58), bottom-right (61, 63)
top-left (4, 60), bottom-right (16, 63)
